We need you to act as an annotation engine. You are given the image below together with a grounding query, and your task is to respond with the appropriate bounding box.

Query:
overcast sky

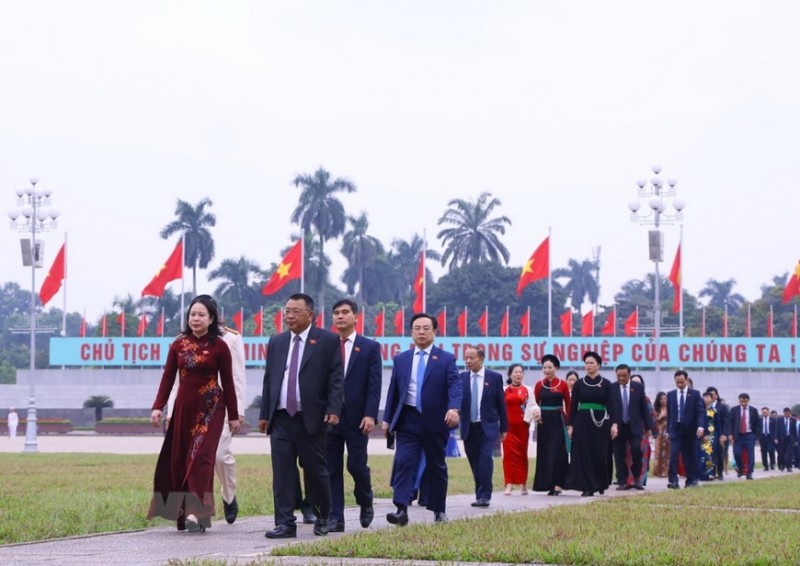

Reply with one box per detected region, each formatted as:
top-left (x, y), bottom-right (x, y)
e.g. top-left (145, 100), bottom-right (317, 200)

top-left (2, 1), bottom-right (798, 321)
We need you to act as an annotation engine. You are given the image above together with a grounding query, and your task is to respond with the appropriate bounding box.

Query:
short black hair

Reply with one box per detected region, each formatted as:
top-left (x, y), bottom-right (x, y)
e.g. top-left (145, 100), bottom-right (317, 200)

top-left (615, 364), bottom-right (631, 374)
top-left (410, 312), bottom-right (437, 330)
top-left (674, 370), bottom-right (689, 379)
top-left (183, 295), bottom-right (223, 338)
top-left (288, 293), bottom-right (315, 311)
top-left (582, 351), bottom-right (602, 364)
top-left (706, 386), bottom-right (719, 396)
top-left (739, 392), bottom-right (750, 400)
top-left (540, 354), bottom-right (560, 368)
top-left (332, 298), bottom-right (359, 314)
top-left (784, 407), bottom-right (792, 413)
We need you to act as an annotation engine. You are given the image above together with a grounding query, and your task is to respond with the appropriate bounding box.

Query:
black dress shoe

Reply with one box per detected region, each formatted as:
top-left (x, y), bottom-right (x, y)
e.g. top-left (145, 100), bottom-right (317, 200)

top-left (470, 499), bottom-right (489, 507)
top-left (301, 510), bottom-right (317, 524)
top-left (547, 489), bottom-right (556, 496)
top-left (667, 482), bottom-right (679, 489)
top-left (223, 497), bottom-right (239, 524)
top-left (359, 505), bottom-right (374, 528)
top-left (313, 518), bottom-right (329, 536)
top-left (746, 474), bottom-right (754, 480)
top-left (434, 512), bottom-right (448, 523)
top-left (386, 508), bottom-right (409, 526)
top-left (265, 524), bottom-right (297, 539)
top-left (616, 484), bottom-right (630, 491)
top-left (581, 491), bottom-right (594, 497)
top-left (632, 481), bottom-right (645, 491)
top-left (329, 521), bottom-right (345, 532)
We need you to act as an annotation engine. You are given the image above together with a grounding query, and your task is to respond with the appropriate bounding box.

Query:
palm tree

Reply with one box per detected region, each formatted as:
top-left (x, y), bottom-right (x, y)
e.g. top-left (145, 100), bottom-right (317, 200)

top-left (341, 213), bottom-right (382, 303)
top-left (83, 395), bottom-right (114, 422)
top-left (208, 256), bottom-right (263, 313)
top-left (699, 278), bottom-right (746, 310)
top-left (389, 234), bottom-right (442, 306)
top-left (290, 168), bottom-right (357, 314)
top-left (436, 191), bottom-right (511, 270)
top-left (160, 198), bottom-right (217, 295)
top-left (554, 258), bottom-right (600, 310)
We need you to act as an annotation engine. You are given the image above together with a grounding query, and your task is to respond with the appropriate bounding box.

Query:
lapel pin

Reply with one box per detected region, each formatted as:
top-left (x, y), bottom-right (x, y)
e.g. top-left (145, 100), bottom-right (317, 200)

top-left (309, 339), bottom-right (317, 345)
top-left (354, 346), bottom-right (361, 352)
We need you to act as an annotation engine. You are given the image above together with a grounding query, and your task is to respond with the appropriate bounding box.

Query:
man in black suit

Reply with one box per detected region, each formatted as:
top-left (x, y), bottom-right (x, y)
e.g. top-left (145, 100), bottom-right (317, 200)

top-left (776, 407), bottom-right (797, 472)
top-left (705, 387), bottom-right (729, 481)
top-left (728, 392), bottom-right (761, 480)
top-left (382, 313), bottom-right (461, 526)
top-left (258, 293), bottom-right (344, 538)
top-left (666, 370), bottom-right (705, 489)
top-left (326, 299), bottom-right (382, 532)
top-left (758, 406), bottom-right (777, 471)
top-left (610, 364), bottom-right (653, 490)
top-left (459, 346), bottom-right (508, 507)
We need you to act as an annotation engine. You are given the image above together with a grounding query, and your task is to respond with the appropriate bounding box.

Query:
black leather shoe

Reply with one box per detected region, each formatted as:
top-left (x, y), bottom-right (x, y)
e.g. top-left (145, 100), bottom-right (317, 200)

top-left (386, 508), bottom-right (409, 526)
top-left (223, 497), bottom-right (238, 524)
top-left (632, 481), bottom-right (645, 491)
top-left (313, 518), bottom-right (329, 536)
top-left (746, 474), bottom-right (754, 480)
top-left (616, 484), bottom-right (630, 491)
top-left (301, 510), bottom-right (317, 524)
top-left (667, 482), bottom-right (679, 489)
top-left (434, 512), bottom-right (448, 523)
top-left (359, 505), bottom-right (374, 528)
top-left (265, 524), bottom-right (297, 539)
top-left (581, 491), bottom-right (594, 497)
top-left (470, 499), bottom-right (489, 507)
top-left (329, 521), bottom-right (345, 532)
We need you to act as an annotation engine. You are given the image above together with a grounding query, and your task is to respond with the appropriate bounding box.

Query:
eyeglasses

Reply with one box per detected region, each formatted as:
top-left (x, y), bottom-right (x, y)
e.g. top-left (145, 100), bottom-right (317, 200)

top-left (284, 308), bottom-right (310, 316)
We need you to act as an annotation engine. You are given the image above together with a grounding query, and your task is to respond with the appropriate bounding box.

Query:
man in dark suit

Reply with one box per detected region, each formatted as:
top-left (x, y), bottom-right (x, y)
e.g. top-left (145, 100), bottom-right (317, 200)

top-left (666, 370), bottom-right (705, 489)
top-left (258, 293), bottom-right (344, 539)
top-left (610, 364), bottom-right (653, 490)
top-left (459, 346), bottom-right (507, 507)
top-left (705, 387), bottom-right (729, 480)
top-left (728, 392), bottom-right (761, 480)
top-left (382, 312), bottom-right (461, 526)
top-left (326, 299), bottom-right (382, 532)
top-left (758, 406), bottom-right (777, 471)
top-left (776, 407), bottom-right (797, 472)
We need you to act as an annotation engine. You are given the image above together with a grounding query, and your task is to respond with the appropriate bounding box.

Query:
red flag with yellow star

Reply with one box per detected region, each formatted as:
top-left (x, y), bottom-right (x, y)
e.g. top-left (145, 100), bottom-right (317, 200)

top-left (39, 242), bottom-right (66, 306)
top-left (142, 241), bottom-right (183, 297)
top-left (516, 237), bottom-right (549, 296)
top-left (262, 240), bottom-right (302, 295)
top-left (782, 259), bottom-right (800, 304)
top-left (412, 252), bottom-right (425, 313)
top-left (669, 242), bottom-right (681, 314)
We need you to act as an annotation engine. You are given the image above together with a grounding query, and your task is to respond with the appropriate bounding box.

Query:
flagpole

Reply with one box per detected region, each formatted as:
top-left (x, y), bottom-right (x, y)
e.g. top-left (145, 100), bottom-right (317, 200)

top-left (161, 307), bottom-right (165, 337)
top-left (547, 226), bottom-right (552, 338)
top-left (635, 305), bottom-right (639, 336)
top-left (505, 305), bottom-right (509, 337)
top-left (679, 224), bottom-right (684, 337)
top-left (260, 306), bottom-right (264, 337)
top-left (180, 234), bottom-right (186, 327)
top-left (300, 229), bottom-right (305, 294)
top-left (422, 230), bottom-right (427, 313)
top-left (701, 305), bottom-right (706, 337)
top-left (485, 305), bottom-right (488, 338)
top-left (723, 304), bottom-right (728, 337)
top-left (526, 305), bottom-right (531, 338)
top-left (769, 305), bottom-right (774, 337)
top-left (747, 303), bottom-right (752, 337)
top-left (613, 304), bottom-right (617, 337)
top-left (62, 232), bottom-right (68, 337)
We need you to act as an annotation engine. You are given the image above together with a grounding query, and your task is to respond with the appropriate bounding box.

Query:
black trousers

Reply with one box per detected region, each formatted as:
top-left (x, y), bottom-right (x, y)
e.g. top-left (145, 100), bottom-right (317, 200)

top-left (270, 410), bottom-right (331, 526)
top-left (326, 408), bottom-right (374, 524)
top-left (613, 423), bottom-right (643, 485)
top-left (760, 435), bottom-right (776, 469)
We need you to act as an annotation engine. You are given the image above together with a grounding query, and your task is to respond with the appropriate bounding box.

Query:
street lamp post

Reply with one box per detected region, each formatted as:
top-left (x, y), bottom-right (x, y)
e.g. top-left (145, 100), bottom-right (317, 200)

top-left (627, 165), bottom-right (685, 381)
top-left (7, 178), bottom-right (59, 453)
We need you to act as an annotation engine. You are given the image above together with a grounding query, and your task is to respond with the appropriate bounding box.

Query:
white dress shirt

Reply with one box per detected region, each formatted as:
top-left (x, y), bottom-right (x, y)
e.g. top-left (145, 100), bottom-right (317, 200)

top-left (405, 344), bottom-right (433, 407)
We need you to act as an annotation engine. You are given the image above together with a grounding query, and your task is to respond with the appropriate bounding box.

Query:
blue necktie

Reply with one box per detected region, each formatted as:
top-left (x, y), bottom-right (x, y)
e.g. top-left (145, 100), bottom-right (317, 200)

top-left (415, 351), bottom-right (427, 412)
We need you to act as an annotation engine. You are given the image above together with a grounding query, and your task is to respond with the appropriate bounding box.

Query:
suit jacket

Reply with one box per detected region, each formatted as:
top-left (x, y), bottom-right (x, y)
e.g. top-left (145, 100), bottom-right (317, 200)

top-left (759, 416), bottom-right (778, 443)
top-left (728, 405), bottom-right (761, 440)
top-left (459, 368), bottom-right (508, 441)
top-left (259, 325), bottom-right (344, 435)
top-left (610, 381), bottom-right (654, 436)
top-left (340, 334), bottom-right (383, 430)
top-left (777, 416), bottom-right (798, 443)
top-left (713, 401), bottom-right (730, 439)
top-left (666, 387), bottom-right (705, 435)
top-left (382, 346), bottom-right (461, 434)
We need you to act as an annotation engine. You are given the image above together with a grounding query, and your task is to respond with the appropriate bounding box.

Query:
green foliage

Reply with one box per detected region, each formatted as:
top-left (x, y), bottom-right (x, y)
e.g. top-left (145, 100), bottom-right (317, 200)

top-left (160, 197), bottom-right (217, 295)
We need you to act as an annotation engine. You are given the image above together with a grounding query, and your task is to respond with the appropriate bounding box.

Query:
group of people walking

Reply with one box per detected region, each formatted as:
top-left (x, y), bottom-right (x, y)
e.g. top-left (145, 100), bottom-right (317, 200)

top-left (145, 293), bottom-right (790, 538)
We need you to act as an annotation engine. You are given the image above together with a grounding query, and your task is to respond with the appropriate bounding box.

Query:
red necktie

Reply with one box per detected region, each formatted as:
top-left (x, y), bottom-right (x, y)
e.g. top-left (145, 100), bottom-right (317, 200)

top-left (740, 408), bottom-right (747, 434)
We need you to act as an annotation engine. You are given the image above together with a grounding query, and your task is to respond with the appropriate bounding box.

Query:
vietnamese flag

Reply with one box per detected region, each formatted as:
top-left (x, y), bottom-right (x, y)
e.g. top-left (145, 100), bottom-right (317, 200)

top-left (457, 308), bottom-right (468, 337)
top-left (394, 309), bottom-right (404, 336)
top-left (723, 306), bottom-right (729, 337)
top-left (437, 308), bottom-right (447, 337)
top-left (412, 252), bottom-right (425, 313)
top-left (262, 240), bottom-right (302, 295)
top-left (601, 307), bottom-right (616, 336)
top-left (156, 309), bottom-right (165, 337)
top-left (477, 307), bottom-right (488, 337)
top-left (316, 311), bottom-right (325, 328)
top-left (624, 309), bottom-right (638, 337)
top-left (519, 310), bottom-right (530, 336)
top-left (137, 313), bottom-right (148, 337)
top-left (783, 260), bottom-right (800, 304)
top-left (355, 312), bottom-right (365, 334)
top-left (560, 309), bottom-right (572, 336)
top-left (500, 308), bottom-right (509, 337)
top-left (581, 310), bottom-right (594, 337)
top-left (273, 308), bottom-right (284, 333)
top-left (79, 312), bottom-right (87, 338)
top-left (39, 242), bottom-right (66, 306)
top-left (117, 311), bottom-right (126, 337)
top-left (669, 243), bottom-right (681, 314)
top-left (253, 309), bottom-right (263, 336)
top-left (516, 237), bottom-right (549, 296)
top-left (142, 240), bottom-right (183, 297)
top-left (767, 306), bottom-right (774, 338)
top-left (101, 314), bottom-right (108, 337)
top-left (230, 309), bottom-right (243, 333)
top-left (374, 308), bottom-right (385, 337)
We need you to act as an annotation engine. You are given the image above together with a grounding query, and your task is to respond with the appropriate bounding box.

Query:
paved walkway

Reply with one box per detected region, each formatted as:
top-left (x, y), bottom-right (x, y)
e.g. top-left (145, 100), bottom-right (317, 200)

top-left (0, 434), bottom-right (786, 565)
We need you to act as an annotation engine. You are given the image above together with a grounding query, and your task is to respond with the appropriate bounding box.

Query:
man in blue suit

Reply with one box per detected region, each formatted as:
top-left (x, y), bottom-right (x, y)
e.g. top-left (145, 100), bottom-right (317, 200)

top-left (666, 370), bottom-right (705, 489)
top-left (382, 312), bottom-right (461, 525)
top-left (729, 392), bottom-right (761, 479)
top-left (776, 407), bottom-right (796, 472)
top-left (459, 346), bottom-right (507, 507)
top-left (326, 299), bottom-right (382, 532)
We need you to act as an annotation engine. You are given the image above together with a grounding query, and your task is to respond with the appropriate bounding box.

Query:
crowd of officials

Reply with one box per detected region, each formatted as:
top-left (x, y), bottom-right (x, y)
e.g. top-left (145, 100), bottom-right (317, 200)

top-left (143, 293), bottom-right (794, 537)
